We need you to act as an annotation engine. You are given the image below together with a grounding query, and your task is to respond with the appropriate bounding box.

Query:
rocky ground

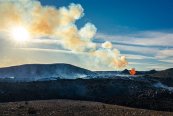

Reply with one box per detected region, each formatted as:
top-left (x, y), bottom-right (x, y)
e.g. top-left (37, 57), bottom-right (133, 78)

top-left (0, 78), bottom-right (173, 111)
top-left (0, 99), bottom-right (172, 116)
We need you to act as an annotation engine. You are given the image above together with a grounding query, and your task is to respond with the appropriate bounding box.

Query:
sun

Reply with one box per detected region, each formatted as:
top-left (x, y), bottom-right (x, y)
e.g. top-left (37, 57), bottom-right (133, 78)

top-left (10, 26), bottom-right (30, 42)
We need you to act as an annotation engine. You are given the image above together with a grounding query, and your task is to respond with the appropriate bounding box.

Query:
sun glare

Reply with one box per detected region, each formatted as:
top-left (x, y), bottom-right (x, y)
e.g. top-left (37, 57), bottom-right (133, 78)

top-left (10, 26), bottom-right (30, 42)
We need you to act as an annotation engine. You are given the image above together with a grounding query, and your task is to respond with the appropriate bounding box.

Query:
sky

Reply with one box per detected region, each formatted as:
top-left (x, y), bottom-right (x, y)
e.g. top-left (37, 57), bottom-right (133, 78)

top-left (0, 0), bottom-right (173, 71)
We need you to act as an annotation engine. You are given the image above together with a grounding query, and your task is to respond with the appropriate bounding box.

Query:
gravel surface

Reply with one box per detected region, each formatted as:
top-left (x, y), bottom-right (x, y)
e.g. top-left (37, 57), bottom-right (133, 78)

top-left (0, 99), bottom-right (172, 116)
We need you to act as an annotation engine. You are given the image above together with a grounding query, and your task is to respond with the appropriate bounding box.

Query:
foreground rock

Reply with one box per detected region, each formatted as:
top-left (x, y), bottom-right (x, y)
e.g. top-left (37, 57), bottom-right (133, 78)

top-left (0, 100), bottom-right (172, 116)
top-left (0, 79), bottom-right (173, 112)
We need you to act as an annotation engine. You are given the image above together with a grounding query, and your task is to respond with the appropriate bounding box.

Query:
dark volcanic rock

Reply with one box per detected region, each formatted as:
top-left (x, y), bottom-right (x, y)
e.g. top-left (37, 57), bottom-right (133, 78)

top-left (0, 79), bottom-right (173, 112)
top-left (146, 68), bottom-right (173, 86)
top-left (121, 69), bottom-right (129, 74)
top-left (147, 69), bottom-right (157, 75)
top-left (150, 68), bottom-right (173, 78)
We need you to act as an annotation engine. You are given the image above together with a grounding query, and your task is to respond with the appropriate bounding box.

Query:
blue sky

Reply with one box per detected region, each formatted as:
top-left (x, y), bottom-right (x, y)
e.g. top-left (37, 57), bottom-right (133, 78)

top-left (0, 0), bottom-right (173, 71)
top-left (38, 0), bottom-right (173, 70)
top-left (40, 0), bottom-right (173, 32)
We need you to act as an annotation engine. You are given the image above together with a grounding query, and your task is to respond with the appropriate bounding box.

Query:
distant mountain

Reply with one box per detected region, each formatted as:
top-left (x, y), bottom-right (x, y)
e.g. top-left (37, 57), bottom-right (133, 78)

top-left (0, 63), bottom-right (171, 82)
top-left (147, 69), bottom-right (157, 75)
top-left (121, 69), bottom-right (129, 74)
top-left (150, 68), bottom-right (173, 78)
top-left (0, 64), bottom-right (96, 81)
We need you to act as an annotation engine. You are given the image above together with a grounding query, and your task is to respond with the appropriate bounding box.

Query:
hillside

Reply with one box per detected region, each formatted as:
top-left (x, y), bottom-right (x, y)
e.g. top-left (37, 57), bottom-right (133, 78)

top-left (0, 64), bottom-right (161, 82)
top-left (150, 68), bottom-right (173, 78)
top-left (0, 64), bottom-right (96, 81)
top-left (0, 100), bottom-right (172, 116)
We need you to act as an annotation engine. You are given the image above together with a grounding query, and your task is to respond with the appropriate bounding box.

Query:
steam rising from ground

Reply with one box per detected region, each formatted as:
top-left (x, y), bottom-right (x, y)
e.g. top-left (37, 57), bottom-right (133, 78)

top-left (0, 0), bottom-right (128, 69)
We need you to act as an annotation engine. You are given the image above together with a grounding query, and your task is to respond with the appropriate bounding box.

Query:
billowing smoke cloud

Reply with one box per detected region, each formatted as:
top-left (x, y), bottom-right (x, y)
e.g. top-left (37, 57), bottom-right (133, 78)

top-left (79, 23), bottom-right (97, 41)
top-left (0, 0), bottom-right (128, 69)
top-left (92, 46), bottom-right (128, 68)
top-left (102, 41), bottom-right (113, 49)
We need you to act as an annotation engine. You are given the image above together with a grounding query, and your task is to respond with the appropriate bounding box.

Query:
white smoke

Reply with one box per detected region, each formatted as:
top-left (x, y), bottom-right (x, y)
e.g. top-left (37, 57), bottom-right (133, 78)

top-left (102, 41), bottom-right (113, 49)
top-left (79, 23), bottom-right (97, 41)
top-left (153, 82), bottom-right (173, 92)
top-left (0, 0), bottom-right (128, 69)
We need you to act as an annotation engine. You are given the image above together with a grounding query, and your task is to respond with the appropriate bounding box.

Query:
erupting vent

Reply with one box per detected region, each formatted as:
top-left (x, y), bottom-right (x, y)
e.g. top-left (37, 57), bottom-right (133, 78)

top-left (129, 68), bottom-right (136, 75)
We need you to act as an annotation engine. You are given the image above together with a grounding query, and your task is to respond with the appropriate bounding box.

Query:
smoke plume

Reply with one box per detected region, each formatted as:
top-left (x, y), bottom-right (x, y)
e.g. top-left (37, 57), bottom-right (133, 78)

top-left (0, 0), bottom-right (128, 69)
top-left (102, 41), bottom-right (113, 49)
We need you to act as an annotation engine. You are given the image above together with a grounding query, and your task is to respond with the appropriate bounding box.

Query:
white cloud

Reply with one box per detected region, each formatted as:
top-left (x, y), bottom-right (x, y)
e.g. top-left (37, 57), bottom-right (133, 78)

top-left (79, 23), bottom-right (97, 41)
top-left (115, 44), bottom-right (159, 55)
top-left (146, 65), bottom-right (173, 70)
top-left (0, 1), bottom-right (129, 70)
top-left (95, 31), bottom-right (173, 70)
top-left (95, 31), bottom-right (173, 47)
top-left (159, 59), bottom-right (173, 63)
top-left (123, 54), bottom-right (155, 60)
top-left (0, 0), bottom-right (172, 70)
top-left (101, 41), bottom-right (112, 49)
top-left (155, 49), bottom-right (173, 59)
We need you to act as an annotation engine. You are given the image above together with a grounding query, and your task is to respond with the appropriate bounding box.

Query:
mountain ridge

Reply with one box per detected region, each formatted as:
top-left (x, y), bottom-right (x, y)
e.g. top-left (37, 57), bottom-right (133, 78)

top-left (0, 63), bottom-right (96, 81)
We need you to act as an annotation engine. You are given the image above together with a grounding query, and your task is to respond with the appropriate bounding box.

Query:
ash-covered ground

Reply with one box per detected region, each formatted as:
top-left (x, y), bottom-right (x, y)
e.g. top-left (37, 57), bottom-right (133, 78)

top-left (0, 100), bottom-right (173, 116)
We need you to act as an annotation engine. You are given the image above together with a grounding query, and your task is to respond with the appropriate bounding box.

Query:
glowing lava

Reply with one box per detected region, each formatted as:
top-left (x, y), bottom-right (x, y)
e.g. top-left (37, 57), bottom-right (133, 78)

top-left (129, 68), bottom-right (136, 75)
